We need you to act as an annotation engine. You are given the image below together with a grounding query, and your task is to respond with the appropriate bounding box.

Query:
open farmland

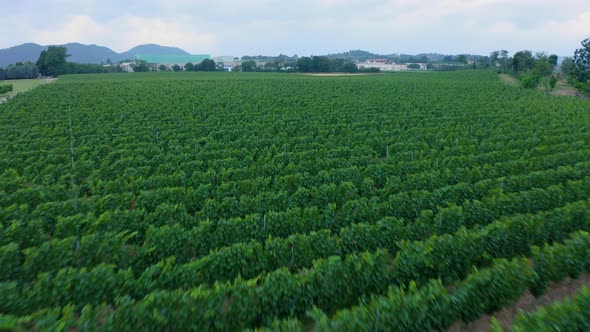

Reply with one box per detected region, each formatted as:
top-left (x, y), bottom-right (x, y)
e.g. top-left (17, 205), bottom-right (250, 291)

top-left (1, 71), bottom-right (590, 330)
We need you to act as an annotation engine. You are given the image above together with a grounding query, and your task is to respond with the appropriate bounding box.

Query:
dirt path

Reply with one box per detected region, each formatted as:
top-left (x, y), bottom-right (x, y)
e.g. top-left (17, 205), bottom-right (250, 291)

top-left (0, 78), bottom-right (58, 104)
top-left (550, 80), bottom-right (589, 99)
top-left (449, 273), bottom-right (590, 331)
top-left (498, 74), bottom-right (519, 87)
top-left (299, 73), bottom-right (378, 77)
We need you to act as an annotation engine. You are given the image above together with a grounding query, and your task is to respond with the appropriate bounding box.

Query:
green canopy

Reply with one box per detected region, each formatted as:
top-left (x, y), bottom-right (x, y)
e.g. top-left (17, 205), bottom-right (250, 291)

top-left (135, 54), bottom-right (210, 64)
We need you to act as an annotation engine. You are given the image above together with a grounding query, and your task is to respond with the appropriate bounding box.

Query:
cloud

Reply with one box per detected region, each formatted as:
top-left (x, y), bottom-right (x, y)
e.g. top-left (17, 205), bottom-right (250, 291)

top-left (21, 14), bottom-right (217, 53)
top-left (1, 0), bottom-right (589, 56)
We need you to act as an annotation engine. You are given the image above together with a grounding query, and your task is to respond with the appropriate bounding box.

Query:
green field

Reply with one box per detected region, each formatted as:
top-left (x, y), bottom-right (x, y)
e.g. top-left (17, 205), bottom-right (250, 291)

top-left (1, 71), bottom-right (590, 330)
top-left (0, 78), bottom-right (54, 98)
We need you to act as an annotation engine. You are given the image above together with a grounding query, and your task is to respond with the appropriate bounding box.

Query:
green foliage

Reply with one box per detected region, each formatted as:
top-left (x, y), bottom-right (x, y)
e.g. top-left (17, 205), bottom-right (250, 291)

top-left (294, 56), bottom-right (362, 73)
top-left (241, 60), bottom-right (257, 72)
top-left (198, 59), bottom-right (217, 71)
top-left (1, 71), bottom-right (590, 329)
top-left (512, 50), bottom-right (534, 73)
top-left (508, 287), bottom-right (590, 331)
top-left (0, 84), bottom-right (13, 94)
top-left (5, 63), bottom-right (38, 79)
top-left (574, 36), bottom-right (590, 83)
top-left (520, 72), bottom-right (540, 89)
top-left (131, 60), bottom-right (149, 72)
top-left (36, 46), bottom-right (69, 76)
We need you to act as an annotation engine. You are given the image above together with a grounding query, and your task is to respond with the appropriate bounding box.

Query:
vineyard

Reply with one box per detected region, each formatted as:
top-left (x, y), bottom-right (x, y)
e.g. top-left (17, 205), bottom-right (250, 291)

top-left (1, 71), bottom-right (590, 330)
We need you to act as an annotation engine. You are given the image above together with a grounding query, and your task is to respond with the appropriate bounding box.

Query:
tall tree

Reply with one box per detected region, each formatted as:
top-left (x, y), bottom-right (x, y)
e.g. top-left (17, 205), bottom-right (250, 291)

top-left (490, 51), bottom-right (500, 65)
top-left (36, 46), bottom-right (69, 76)
top-left (512, 51), bottom-right (534, 73)
top-left (342, 62), bottom-right (358, 73)
top-left (199, 59), bottom-right (217, 71)
top-left (297, 57), bottom-right (312, 73)
top-left (184, 62), bottom-right (194, 71)
top-left (574, 37), bottom-right (590, 83)
top-left (499, 50), bottom-right (509, 73)
top-left (311, 56), bottom-right (331, 72)
top-left (561, 57), bottom-right (575, 77)
top-left (132, 60), bottom-right (149, 72)
top-left (241, 60), bottom-right (257, 72)
top-left (456, 54), bottom-right (468, 64)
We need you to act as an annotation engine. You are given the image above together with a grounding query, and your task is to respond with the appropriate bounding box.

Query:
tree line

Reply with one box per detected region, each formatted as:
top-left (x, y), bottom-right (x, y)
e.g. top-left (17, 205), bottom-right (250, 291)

top-left (485, 36), bottom-right (590, 93)
top-left (561, 37), bottom-right (590, 94)
top-left (0, 46), bottom-right (123, 80)
top-left (130, 59), bottom-right (219, 72)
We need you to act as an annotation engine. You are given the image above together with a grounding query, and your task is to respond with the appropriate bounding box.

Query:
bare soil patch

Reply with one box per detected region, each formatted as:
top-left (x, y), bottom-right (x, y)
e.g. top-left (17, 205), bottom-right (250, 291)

top-left (550, 80), bottom-right (589, 99)
top-left (498, 74), bottom-right (519, 87)
top-left (449, 273), bottom-right (590, 331)
top-left (299, 73), bottom-right (378, 77)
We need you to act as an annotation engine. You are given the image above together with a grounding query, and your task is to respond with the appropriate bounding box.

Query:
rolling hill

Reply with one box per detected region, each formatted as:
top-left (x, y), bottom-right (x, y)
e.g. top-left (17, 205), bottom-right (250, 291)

top-left (0, 43), bottom-right (190, 67)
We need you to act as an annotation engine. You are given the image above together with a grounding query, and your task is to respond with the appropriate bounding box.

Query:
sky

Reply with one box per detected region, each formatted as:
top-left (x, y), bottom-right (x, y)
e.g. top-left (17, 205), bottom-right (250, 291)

top-left (2, 0), bottom-right (590, 57)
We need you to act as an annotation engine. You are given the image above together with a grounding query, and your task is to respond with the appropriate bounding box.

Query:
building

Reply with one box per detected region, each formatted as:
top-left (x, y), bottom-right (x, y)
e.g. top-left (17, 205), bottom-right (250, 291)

top-left (120, 62), bottom-right (134, 72)
top-left (358, 59), bottom-right (399, 71)
top-left (212, 56), bottom-right (241, 71)
top-left (358, 60), bottom-right (427, 71)
top-left (134, 54), bottom-right (210, 71)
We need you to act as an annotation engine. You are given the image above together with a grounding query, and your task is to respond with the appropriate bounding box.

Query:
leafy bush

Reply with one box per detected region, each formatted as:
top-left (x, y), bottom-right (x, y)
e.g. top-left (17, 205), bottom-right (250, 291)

top-left (549, 75), bottom-right (558, 89)
top-left (0, 84), bottom-right (13, 94)
top-left (521, 73), bottom-right (540, 89)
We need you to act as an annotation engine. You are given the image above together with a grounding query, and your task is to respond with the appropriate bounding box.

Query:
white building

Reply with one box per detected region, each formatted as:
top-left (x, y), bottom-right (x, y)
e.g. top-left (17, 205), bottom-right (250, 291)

top-left (212, 56), bottom-right (241, 71)
top-left (358, 59), bottom-right (427, 71)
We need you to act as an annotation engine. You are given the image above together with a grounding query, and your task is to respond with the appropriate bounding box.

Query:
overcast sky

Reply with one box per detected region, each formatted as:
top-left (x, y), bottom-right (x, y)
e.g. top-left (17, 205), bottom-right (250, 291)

top-left (2, 0), bottom-right (589, 56)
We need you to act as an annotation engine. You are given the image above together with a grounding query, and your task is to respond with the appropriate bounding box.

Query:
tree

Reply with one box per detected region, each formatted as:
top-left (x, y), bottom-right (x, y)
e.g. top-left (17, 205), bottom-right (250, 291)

top-left (499, 50), bottom-right (509, 73)
top-left (199, 59), bottom-right (217, 71)
top-left (158, 64), bottom-right (168, 72)
top-left (456, 54), bottom-right (468, 64)
top-left (512, 51), bottom-right (534, 73)
top-left (297, 57), bottom-right (312, 73)
top-left (561, 57), bottom-right (575, 78)
top-left (342, 62), bottom-right (358, 73)
top-left (532, 53), bottom-right (554, 77)
top-left (443, 55), bottom-right (454, 62)
top-left (573, 37), bottom-right (590, 83)
top-left (36, 46), bottom-right (69, 76)
top-left (311, 56), bottom-right (330, 72)
top-left (490, 51), bottom-right (500, 66)
top-left (172, 64), bottom-right (182, 72)
top-left (477, 56), bottom-right (490, 68)
top-left (6, 63), bottom-right (39, 79)
top-left (131, 60), bottom-right (149, 72)
top-left (548, 54), bottom-right (558, 66)
top-left (241, 60), bottom-right (257, 72)
top-left (0, 67), bottom-right (5, 81)
top-left (184, 62), bottom-right (194, 71)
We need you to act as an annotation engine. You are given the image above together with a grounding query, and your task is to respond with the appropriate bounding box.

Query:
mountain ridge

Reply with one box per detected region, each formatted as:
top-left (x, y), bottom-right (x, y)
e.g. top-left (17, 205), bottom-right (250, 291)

top-left (0, 42), bottom-right (190, 67)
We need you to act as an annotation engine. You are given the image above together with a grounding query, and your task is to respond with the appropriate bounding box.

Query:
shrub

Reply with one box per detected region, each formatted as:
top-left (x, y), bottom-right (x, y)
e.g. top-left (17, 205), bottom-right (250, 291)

top-left (0, 84), bottom-right (13, 94)
top-left (521, 73), bottom-right (540, 89)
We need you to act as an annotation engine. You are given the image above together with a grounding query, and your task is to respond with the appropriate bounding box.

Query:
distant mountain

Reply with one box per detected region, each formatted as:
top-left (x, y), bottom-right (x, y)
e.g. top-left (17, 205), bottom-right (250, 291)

top-left (323, 50), bottom-right (484, 63)
top-left (325, 50), bottom-right (389, 61)
top-left (0, 42), bottom-right (190, 67)
top-left (122, 44), bottom-right (189, 59)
